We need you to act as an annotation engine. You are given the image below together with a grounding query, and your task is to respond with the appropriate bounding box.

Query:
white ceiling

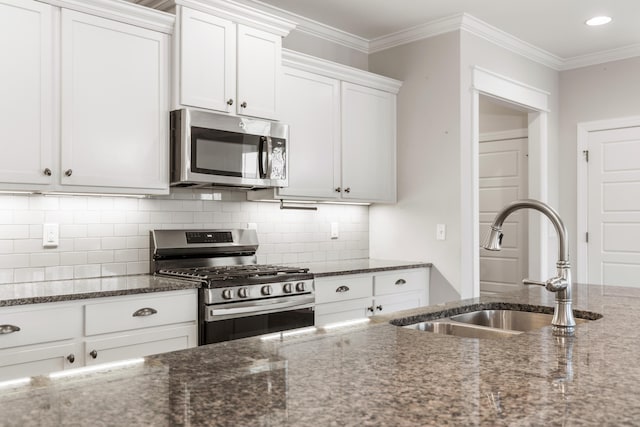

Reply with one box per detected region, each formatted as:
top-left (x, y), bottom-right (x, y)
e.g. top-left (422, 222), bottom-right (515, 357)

top-left (249, 0), bottom-right (640, 60)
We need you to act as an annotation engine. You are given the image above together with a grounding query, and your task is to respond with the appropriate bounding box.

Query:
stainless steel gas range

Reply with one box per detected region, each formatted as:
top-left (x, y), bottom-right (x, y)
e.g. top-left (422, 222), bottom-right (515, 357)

top-left (150, 229), bottom-right (315, 345)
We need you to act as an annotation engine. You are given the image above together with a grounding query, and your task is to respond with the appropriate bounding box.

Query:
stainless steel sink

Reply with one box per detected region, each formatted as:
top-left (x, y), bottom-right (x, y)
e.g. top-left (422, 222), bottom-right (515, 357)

top-left (449, 310), bottom-right (588, 332)
top-left (404, 321), bottom-right (521, 339)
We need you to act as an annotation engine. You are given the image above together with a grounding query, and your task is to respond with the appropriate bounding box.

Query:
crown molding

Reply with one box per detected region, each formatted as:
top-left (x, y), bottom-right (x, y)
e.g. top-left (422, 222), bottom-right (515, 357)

top-left (238, 0), bottom-right (368, 52)
top-left (175, 0), bottom-right (296, 36)
top-left (44, 0), bottom-right (175, 33)
top-left (560, 43), bottom-right (640, 71)
top-left (282, 49), bottom-right (402, 93)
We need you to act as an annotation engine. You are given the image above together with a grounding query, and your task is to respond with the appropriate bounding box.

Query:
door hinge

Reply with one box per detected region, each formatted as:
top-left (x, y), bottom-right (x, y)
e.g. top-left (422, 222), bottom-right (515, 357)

top-left (583, 150), bottom-right (589, 162)
top-left (585, 232), bottom-right (589, 243)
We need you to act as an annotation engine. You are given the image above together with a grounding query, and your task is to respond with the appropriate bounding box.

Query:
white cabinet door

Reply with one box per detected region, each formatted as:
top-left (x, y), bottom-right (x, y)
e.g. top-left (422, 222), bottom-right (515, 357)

top-left (341, 82), bottom-right (396, 203)
top-left (0, 342), bottom-right (82, 381)
top-left (60, 9), bottom-right (169, 191)
top-left (373, 291), bottom-right (425, 316)
top-left (0, 0), bottom-right (53, 186)
top-left (278, 68), bottom-right (341, 199)
top-left (236, 24), bottom-right (281, 120)
top-left (179, 7), bottom-right (235, 113)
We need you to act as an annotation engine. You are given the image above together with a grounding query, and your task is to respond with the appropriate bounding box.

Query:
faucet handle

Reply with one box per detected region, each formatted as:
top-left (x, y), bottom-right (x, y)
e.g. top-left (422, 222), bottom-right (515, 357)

top-left (523, 277), bottom-right (567, 292)
top-left (523, 279), bottom-right (545, 287)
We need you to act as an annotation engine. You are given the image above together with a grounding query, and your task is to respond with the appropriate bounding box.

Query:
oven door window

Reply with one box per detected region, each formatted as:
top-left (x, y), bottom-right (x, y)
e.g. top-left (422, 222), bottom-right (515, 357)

top-left (204, 307), bottom-right (314, 344)
top-left (191, 127), bottom-right (262, 178)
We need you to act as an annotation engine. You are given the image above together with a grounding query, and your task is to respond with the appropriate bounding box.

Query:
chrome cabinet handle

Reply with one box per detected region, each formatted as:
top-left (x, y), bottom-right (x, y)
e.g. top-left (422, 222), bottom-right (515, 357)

top-left (395, 279), bottom-right (406, 286)
top-left (334, 187), bottom-right (341, 193)
top-left (43, 168), bottom-right (52, 176)
top-left (90, 350), bottom-right (98, 359)
top-left (64, 169), bottom-right (72, 177)
top-left (335, 285), bottom-right (350, 293)
top-left (0, 324), bottom-right (20, 334)
top-left (344, 187), bottom-right (351, 193)
top-left (227, 99), bottom-right (234, 106)
top-left (240, 101), bottom-right (247, 108)
top-left (67, 354), bottom-right (75, 364)
top-left (132, 307), bottom-right (158, 317)
top-left (376, 305), bottom-right (383, 311)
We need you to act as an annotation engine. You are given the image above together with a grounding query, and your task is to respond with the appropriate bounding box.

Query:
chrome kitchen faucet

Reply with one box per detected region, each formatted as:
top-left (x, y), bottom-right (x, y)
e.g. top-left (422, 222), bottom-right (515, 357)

top-left (482, 199), bottom-right (577, 336)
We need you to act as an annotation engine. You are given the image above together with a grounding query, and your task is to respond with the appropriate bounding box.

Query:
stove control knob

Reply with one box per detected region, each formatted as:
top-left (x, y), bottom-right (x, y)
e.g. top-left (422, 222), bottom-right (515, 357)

top-left (222, 289), bottom-right (233, 300)
top-left (238, 288), bottom-right (248, 298)
top-left (261, 285), bottom-right (273, 296)
top-left (296, 282), bottom-right (306, 292)
top-left (283, 283), bottom-right (293, 294)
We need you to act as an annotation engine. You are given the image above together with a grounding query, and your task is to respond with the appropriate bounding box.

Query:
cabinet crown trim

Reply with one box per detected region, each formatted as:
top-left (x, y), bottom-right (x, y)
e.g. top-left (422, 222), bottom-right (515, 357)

top-left (176, 0), bottom-right (296, 36)
top-left (43, 0), bottom-right (175, 33)
top-left (282, 49), bottom-right (403, 94)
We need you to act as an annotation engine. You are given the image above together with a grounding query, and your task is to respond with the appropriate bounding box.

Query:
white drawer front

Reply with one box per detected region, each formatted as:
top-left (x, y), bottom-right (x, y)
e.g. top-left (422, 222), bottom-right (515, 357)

top-left (0, 305), bottom-right (82, 350)
top-left (374, 269), bottom-right (428, 296)
top-left (315, 275), bottom-right (372, 304)
top-left (85, 291), bottom-right (196, 336)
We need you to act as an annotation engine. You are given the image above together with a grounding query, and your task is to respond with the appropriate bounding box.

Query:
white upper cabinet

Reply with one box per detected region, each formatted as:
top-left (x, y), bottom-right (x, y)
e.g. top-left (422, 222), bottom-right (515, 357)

top-left (60, 10), bottom-right (169, 192)
top-left (236, 24), bottom-right (281, 120)
top-left (278, 67), bottom-right (341, 199)
top-left (0, 0), bottom-right (172, 195)
top-left (179, 7), bottom-right (236, 113)
top-left (341, 82), bottom-right (397, 203)
top-left (0, 0), bottom-right (53, 188)
top-left (248, 50), bottom-right (401, 204)
top-left (175, 2), bottom-right (294, 120)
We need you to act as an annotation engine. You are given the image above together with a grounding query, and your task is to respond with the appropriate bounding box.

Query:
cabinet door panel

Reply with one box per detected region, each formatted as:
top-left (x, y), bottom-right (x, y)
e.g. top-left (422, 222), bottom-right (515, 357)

top-left (237, 24), bottom-right (280, 120)
top-left (179, 7), bottom-right (235, 112)
top-left (315, 297), bottom-right (371, 326)
top-left (374, 291), bottom-right (425, 316)
top-left (0, 0), bottom-right (53, 186)
top-left (279, 68), bottom-right (340, 199)
top-left (0, 342), bottom-right (81, 381)
top-left (60, 10), bottom-right (168, 190)
top-left (341, 82), bottom-right (396, 202)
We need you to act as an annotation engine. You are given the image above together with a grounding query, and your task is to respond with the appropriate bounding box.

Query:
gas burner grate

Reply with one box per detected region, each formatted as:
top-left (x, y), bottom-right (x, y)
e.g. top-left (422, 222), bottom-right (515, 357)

top-left (158, 265), bottom-right (310, 281)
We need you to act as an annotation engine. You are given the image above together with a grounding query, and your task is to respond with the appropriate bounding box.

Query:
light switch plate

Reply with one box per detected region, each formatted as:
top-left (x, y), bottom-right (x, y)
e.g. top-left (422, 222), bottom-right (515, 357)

top-left (436, 224), bottom-right (446, 241)
top-left (43, 223), bottom-right (59, 248)
top-left (247, 222), bottom-right (258, 231)
top-left (330, 222), bottom-right (339, 239)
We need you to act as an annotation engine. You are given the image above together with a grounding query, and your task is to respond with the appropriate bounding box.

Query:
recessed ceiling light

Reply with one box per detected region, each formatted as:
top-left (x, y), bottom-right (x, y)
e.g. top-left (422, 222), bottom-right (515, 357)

top-left (585, 16), bottom-right (612, 26)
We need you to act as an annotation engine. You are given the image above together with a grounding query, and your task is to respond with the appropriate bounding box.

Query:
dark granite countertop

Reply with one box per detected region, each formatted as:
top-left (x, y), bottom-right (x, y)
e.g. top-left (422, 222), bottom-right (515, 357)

top-left (0, 275), bottom-right (199, 307)
top-left (1, 283), bottom-right (637, 426)
top-left (296, 258), bottom-right (431, 277)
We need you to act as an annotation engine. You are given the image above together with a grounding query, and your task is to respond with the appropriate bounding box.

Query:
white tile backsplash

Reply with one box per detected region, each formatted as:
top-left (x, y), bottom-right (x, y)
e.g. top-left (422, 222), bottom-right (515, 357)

top-left (0, 189), bottom-right (369, 284)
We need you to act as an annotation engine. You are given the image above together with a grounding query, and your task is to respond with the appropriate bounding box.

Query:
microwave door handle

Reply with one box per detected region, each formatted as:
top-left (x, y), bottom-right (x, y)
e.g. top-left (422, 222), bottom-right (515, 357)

top-left (266, 136), bottom-right (273, 179)
top-left (258, 136), bottom-right (266, 179)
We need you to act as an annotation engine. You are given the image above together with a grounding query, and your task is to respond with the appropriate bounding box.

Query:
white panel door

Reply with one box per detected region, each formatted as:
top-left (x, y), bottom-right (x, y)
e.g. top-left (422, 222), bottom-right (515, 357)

top-left (179, 7), bottom-right (235, 113)
top-left (60, 9), bottom-right (169, 191)
top-left (587, 126), bottom-right (640, 287)
top-left (278, 68), bottom-right (341, 199)
top-left (0, 0), bottom-right (53, 186)
top-left (479, 136), bottom-right (528, 294)
top-left (237, 24), bottom-right (281, 120)
top-left (341, 82), bottom-right (396, 203)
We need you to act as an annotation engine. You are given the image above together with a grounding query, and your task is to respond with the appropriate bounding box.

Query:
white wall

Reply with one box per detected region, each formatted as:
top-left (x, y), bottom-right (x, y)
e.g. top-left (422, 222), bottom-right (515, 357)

top-left (559, 56), bottom-right (640, 274)
top-left (479, 95), bottom-right (528, 134)
top-left (0, 190), bottom-right (369, 284)
top-left (283, 30), bottom-right (368, 70)
top-left (368, 32), bottom-right (462, 293)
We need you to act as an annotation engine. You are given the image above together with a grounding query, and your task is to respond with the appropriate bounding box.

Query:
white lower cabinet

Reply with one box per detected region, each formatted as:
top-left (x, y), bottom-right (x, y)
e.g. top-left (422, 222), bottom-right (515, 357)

top-left (315, 268), bottom-right (429, 326)
top-left (0, 289), bottom-right (197, 381)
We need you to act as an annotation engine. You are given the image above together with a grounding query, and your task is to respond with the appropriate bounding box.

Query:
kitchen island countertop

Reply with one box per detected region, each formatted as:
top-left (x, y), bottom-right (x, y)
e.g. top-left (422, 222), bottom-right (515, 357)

top-left (1, 283), bottom-right (638, 426)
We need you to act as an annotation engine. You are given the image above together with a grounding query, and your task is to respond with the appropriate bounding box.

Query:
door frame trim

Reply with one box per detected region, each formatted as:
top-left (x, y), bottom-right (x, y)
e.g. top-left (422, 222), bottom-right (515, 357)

top-left (576, 115), bottom-right (640, 283)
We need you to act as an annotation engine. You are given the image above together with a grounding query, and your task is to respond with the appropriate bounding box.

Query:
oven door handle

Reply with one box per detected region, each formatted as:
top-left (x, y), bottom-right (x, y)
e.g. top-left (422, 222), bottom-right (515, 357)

top-left (206, 296), bottom-right (315, 321)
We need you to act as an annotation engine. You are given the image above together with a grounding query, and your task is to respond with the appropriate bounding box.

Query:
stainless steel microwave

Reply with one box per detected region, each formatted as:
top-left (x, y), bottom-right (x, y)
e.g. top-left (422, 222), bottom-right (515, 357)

top-left (170, 109), bottom-right (289, 188)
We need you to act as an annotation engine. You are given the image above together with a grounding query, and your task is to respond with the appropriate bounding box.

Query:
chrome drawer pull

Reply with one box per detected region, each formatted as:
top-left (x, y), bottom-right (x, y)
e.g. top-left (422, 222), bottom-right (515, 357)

top-left (132, 307), bottom-right (158, 317)
top-left (395, 279), bottom-right (407, 286)
top-left (0, 324), bottom-right (20, 334)
top-left (336, 286), bottom-right (350, 293)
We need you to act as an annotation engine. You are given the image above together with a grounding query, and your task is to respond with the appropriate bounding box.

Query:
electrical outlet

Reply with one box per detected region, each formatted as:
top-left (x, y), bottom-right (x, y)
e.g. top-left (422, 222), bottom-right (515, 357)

top-left (436, 224), bottom-right (446, 241)
top-left (247, 222), bottom-right (258, 231)
top-left (43, 223), bottom-right (59, 248)
top-left (330, 222), bottom-right (339, 239)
